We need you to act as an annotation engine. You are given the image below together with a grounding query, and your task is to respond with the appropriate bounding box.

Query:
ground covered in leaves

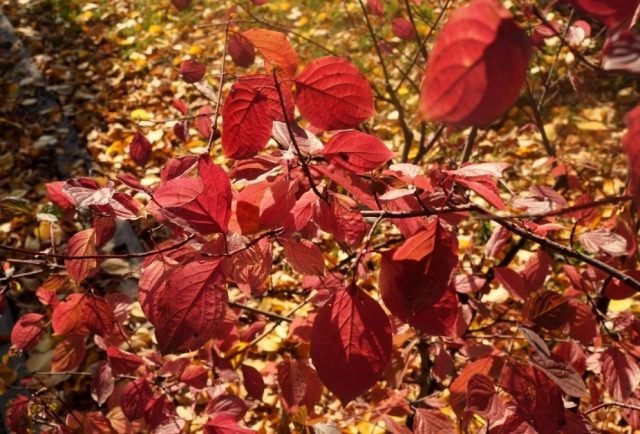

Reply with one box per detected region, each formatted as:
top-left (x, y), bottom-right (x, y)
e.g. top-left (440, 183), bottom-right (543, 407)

top-left (1, 0), bottom-right (640, 432)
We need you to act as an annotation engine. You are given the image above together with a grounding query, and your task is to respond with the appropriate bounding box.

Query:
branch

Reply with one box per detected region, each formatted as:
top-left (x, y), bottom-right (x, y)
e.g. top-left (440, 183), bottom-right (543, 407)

top-left (0, 234), bottom-right (196, 261)
top-left (271, 70), bottom-right (326, 201)
top-left (460, 126), bottom-right (478, 164)
top-left (585, 401), bottom-right (640, 415)
top-left (228, 301), bottom-right (293, 323)
top-left (207, 20), bottom-right (230, 153)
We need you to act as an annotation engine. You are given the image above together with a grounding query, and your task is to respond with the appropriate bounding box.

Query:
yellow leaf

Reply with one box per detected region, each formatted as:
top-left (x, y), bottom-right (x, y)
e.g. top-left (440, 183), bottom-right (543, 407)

top-left (609, 298), bottom-right (632, 312)
top-left (576, 121), bottom-right (608, 131)
top-left (148, 24), bottom-right (163, 35)
top-left (130, 109), bottom-right (153, 121)
top-left (187, 45), bottom-right (203, 56)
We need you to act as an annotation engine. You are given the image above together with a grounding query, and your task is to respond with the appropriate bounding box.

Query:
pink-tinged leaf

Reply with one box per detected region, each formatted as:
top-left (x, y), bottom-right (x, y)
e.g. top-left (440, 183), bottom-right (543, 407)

top-left (367, 0), bottom-right (384, 16)
top-left (258, 177), bottom-right (298, 230)
top-left (323, 131), bottom-right (394, 174)
top-left (205, 414), bottom-right (255, 434)
top-left (295, 56), bottom-right (375, 130)
top-left (241, 364), bottom-right (265, 401)
top-left (52, 293), bottom-right (88, 336)
top-left (51, 335), bottom-right (86, 372)
top-left (107, 346), bottom-right (144, 376)
top-left (129, 132), bottom-right (152, 166)
top-left (601, 347), bottom-right (640, 400)
top-left (310, 285), bottom-right (392, 403)
top-left (153, 176), bottom-right (203, 208)
top-left (180, 59), bottom-right (206, 83)
top-left (391, 17), bottom-right (416, 41)
top-left (195, 105), bottom-right (213, 138)
top-left (280, 237), bottom-right (325, 276)
top-left (241, 29), bottom-right (297, 79)
top-left (449, 162), bottom-right (509, 178)
top-left (221, 79), bottom-right (274, 159)
top-left (272, 121), bottom-right (323, 158)
top-left (91, 362), bottom-right (114, 406)
top-left (484, 225), bottom-right (511, 259)
top-left (530, 352), bottom-right (587, 398)
top-left (161, 156), bottom-right (198, 182)
top-left (553, 341), bottom-right (587, 376)
top-left (452, 176), bottom-right (505, 209)
top-left (603, 31), bottom-right (640, 73)
top-left (277, 359), bottom-right (323, 412)
top-left (413, 408), bottom-right (455, 434)
top-left (65, 229), bottom-right (98, 283)
top-left (420, 0), bottom-right (532, 126)
top-left (519, 326), bottom-right (551, 358)
top-left (566, 20), bottom-right (591, 46)
top-left (568, 0), bottom-right (639, 29)
top-left (205, 394), bottom-right (248, 421)
top-left (153, 259), bottom-right (228, 354)
top-left (224, 236), bottom-right (272, 295)
top-left (171, 0), bottom-right (190, 10)
top-left (579, 229), bottom-right (627, 256)
top-left (121, 378), bottom-right (153, 421)
top-left (229, 34), bottom-right (255, 68)
top-left (11, 313), bottom-right (45, 351)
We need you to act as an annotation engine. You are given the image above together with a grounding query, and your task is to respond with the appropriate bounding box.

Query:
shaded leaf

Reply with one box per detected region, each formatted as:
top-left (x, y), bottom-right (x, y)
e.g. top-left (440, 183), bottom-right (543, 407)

top-left (323, 130), bottom-right (394, 174)
top-left (310, 285), bottom-right (392, 403)
top-left (65, 229), bottom-right (98, 283)
top-left (601, 347), bottom-right (640, 400)
top-left (11, 313), bottom-right (45, 351)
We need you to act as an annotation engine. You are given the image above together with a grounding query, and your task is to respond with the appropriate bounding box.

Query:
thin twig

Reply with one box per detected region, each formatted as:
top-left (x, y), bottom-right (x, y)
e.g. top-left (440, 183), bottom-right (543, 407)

top-left (585, 401), bottom-right (640, 415)
top-left (460, 127), bottom-right (478, 164)
top-left (228, 301), bottom-right (293, 323)
top-left (207, 20), bottom-right (230, 153)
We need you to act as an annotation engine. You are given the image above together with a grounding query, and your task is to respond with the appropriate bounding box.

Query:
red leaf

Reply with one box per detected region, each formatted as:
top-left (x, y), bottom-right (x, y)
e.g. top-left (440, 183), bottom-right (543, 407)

top-left (144, 394), bottom-right (177, 431)
top-left (603, 30), bottom-right (640, 73)
top-left (295, 56), bottom-right (375, 130)
top-left (51, 335), bottom-right (86, 372)
top-left (152, 177), bottom-right (203, 207)
top-left (367, 0), bottom-right (384, 16)
top-left (568, 300), bottom-right (599, 344)
top-left (241, 364), bottom-right (265, 401)
top-left (138, 255), bottom-right (179, 323)
top-left (221, 79), bottom-right (275, 159)
top-left (379, 223), bottom-right (459, 334)
top-left (393, 219), bottom-right (437, 261)
top-left (180, 59), bottom-right (206, 83)
top-left (605, 269), bottom-right (640, 299)
top-left (5, 395), bottom-right (30, 433)
top-left (530, 353), bottom-right (587, 398)
top-left (195, 105), bottom-right (213, 138)
top-left (153, 259), bottom-right (228, 354)
top-left (280, 237), bottom-right (325, 276)
top-left (310, 284), bottom-right (392, 403)
top-left (494, 267), bottom-right (528, 300)
top-left (205, 414), bottom-right (255, 434)
top-left (195, 155), bottom-right (233, 233)
top-left (11, 313), bottom-right (45, 351)
top-left (391, 17), bottom-right (416, 41)
top-left (466, 374), bottom-right (496, 415)
top-left (277, 358), bottom-right (323, 412)
top-left (601, 347), bottom-right (640, 400)
top-left (241, 28), bottom-right (297, 79)
top-left (413, 409), bottom-right (455, 434)
top-left (624, 106), bottom-right (640, 207)
top-left (568, 0), bottom-right (639, 29)
top-left (46, 181), bottom-right (75, 210)
top-left (171, 0), bottom-right (191, 10)
top-left (107, 346), bottom-right (144, 376)
top-left (180, 364), bottom-right (209, 389)
top-left (65, 229), bottom-right (98, 283)
top-left (526, 291), bottom-right (570, 330)
top-left (93, 215), bottom-right (115, 247)
top-left (323, 131), bottom-right (394, 174)
top-left (84, 295), bottom-right (115, 336)
top-left (229, 34), bottom-right (255, 68)
top-left (315, 194), bottom-right (367, 246)
top-left (420, 0), bottom-right (531, 126)
top-left (450, 356), bottom-right (503, 415)
top-left (121, 378), bottom-right (153, 420)
top-left (91, 362), bottom-right (114, 406)
top-left (52, 293), bottom-right (88, 336)
top-left (129, 132), bottom-right (151, 166)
